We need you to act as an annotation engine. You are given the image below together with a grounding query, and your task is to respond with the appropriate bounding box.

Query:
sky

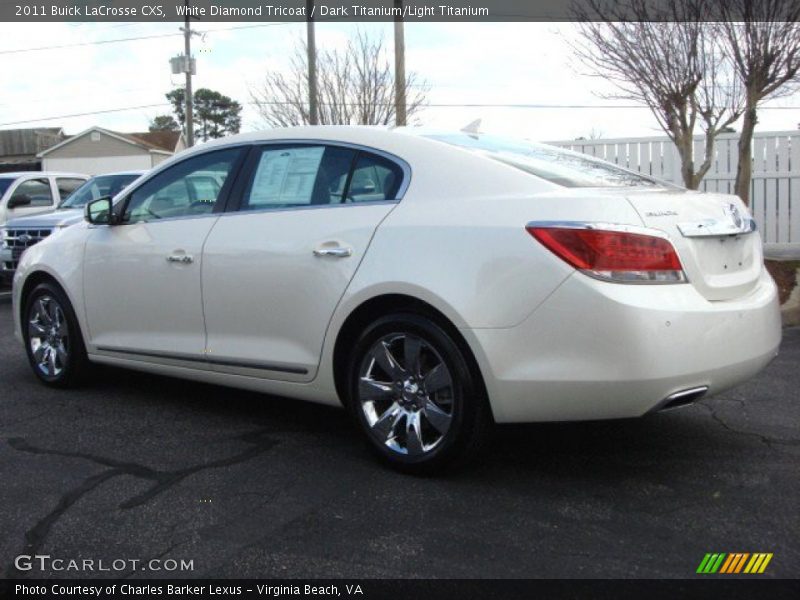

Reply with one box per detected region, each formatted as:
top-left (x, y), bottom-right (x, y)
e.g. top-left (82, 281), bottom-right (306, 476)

top-left (1, 21), bottom-right (799, 142)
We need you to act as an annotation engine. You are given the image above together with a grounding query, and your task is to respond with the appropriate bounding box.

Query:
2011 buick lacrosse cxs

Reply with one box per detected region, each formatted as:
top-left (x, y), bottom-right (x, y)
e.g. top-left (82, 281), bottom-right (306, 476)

top-left (12, 126), bottom-right (782, 472)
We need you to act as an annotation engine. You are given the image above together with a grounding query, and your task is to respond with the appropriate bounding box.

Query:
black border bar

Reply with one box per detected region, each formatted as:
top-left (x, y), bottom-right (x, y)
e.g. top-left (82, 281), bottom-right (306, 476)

top-left (4, 0), bottom-right (798, 23)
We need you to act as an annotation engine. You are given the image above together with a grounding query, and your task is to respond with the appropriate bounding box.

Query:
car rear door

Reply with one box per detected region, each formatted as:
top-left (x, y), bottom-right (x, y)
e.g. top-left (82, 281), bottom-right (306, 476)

top-left (201, 143), bottom-right (408, 381)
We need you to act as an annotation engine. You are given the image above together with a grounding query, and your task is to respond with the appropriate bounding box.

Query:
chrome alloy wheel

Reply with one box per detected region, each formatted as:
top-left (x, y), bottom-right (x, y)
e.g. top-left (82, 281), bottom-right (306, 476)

top-left (358, 333), bottom-right (455, 456)
top-left (28, 295), bottom-right (69, 378)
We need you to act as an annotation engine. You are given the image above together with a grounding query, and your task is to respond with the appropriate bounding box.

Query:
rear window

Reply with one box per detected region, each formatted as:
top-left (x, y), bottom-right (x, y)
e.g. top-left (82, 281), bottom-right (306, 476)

top-left (426, 133), bottom-right (660, 188)
top-left (0, 178), bottom-right (14, 196)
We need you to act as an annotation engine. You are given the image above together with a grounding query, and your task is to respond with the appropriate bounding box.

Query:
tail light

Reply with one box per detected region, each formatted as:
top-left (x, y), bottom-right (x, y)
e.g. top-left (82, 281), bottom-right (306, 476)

top-left (526, 224), bottom-right (687, 283)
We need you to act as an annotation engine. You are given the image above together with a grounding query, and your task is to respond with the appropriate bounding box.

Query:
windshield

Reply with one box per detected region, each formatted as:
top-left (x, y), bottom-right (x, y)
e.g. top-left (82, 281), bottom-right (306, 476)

top-left (426, 133), bottom-right (661, 188)
top-left (59, 173), bottom-right (140, 208)
top-left (0, 178), bottom-right (14, 197)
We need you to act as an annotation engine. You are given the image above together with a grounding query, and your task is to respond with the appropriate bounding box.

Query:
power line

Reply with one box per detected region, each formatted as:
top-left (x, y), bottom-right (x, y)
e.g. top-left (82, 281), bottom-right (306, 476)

top-left (0, 22), bottom-right (296, 56)
top-left (0, 32), bottom-right (180, 55)
top-left (0, 104), bottom-right (170, 127)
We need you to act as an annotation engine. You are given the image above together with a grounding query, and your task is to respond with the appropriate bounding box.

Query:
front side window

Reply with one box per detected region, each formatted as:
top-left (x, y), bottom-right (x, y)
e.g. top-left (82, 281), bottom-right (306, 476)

top-left (124, 148), bottom-right (241, 223)
top-left (10, 178), bottom-right (53, 207)
top-left (56, 178), bottom-right (86, 201)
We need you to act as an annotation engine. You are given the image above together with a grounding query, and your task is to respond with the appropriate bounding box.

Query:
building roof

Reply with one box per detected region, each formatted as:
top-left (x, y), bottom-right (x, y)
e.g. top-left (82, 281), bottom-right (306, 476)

top-left (124, 131), bottom-right (182, 153)
top-left (0, 128), bottom-right (65, 157)
top-left (38, 126), bottom-right (181, 157)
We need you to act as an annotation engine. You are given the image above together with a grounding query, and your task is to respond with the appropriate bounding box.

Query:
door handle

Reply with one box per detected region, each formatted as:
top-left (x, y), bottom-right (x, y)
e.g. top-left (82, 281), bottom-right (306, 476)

top-left (166, 254), bottom-right (194, 264)
top-left (313, 246), bottom-right (352, 258)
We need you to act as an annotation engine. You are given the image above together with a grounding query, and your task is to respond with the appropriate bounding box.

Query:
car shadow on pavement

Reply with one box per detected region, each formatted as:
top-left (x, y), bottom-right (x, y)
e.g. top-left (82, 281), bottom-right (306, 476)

top-left (81, 362), bottom-right (751, 484)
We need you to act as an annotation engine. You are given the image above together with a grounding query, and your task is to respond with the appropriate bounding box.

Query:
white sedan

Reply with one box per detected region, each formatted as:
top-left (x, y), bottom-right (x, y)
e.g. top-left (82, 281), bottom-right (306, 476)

top-left (12, 127), bottom-right (782, 472)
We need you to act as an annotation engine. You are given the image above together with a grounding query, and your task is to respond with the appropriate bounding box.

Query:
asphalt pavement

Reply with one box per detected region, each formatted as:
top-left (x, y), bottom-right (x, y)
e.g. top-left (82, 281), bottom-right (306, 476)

top-left (1, 298), bottom-right (798, 579)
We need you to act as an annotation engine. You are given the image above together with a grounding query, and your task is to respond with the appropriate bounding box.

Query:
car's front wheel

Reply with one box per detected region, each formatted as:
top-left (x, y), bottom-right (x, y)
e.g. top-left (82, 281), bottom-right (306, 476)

top-left (23, 282), bottom-right (89, 388)
top-left (348, 313), bottom-right (492, 473)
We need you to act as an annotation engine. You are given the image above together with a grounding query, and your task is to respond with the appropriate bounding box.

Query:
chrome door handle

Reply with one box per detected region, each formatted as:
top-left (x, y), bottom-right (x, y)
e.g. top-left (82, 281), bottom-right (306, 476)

top-left (166, 254), bottom-right (193, 264)
top-left (313, 247), bottom-right (352, 258)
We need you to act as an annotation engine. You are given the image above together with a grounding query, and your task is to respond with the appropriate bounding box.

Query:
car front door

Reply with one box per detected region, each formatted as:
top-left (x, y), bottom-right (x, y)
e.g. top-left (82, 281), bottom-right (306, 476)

top-left (5, 177), bottom-right (56, 220)
top-left (201, 144), bottom-right (408, 381)
top-left (83, 147), bottom-right (246, 360)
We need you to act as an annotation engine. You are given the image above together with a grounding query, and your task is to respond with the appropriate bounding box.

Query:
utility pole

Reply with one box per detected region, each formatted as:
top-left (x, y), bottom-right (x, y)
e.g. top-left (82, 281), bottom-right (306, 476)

top-left (183, 0), bottom-right (195, 146)
top-left (394, 0), bottom-right (407, 127)
top-left (306, 0), bottom-right (319, 125)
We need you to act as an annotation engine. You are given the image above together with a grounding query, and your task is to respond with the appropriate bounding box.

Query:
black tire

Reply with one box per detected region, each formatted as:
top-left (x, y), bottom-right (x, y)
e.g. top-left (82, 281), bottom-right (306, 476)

top-left (347, 312), bottom-right (493, 474)
top-left (22, 282), bottom-right (90, 388)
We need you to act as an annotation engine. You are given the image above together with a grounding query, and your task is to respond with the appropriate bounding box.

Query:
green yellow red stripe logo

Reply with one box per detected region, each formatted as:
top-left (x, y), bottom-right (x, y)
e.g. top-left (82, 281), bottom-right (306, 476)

top-left (697, 553), bottom-right (773, 574)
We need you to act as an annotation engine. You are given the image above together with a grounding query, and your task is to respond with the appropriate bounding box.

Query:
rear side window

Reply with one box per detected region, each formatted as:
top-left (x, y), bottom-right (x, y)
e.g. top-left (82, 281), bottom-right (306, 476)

top-left (345, 154), bottom-right (403, 202)
top-left (56, 177), bottom-right (86, 200)
top-left (10, 178), bottom-right (53, 207)
top-left (243, 145), bottom-right (356, 210)
top-left (241, 145), bottom-right (406, 211)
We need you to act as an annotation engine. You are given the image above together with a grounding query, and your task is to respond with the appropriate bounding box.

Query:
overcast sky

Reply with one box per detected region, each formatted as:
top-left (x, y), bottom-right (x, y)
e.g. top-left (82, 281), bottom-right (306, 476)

top-left (1, 21), bottom-right (799, 142)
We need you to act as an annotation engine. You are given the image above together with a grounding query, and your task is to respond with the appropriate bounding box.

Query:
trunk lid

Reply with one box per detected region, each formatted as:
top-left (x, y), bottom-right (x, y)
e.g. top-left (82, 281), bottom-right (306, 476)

top-left (625, 189), bottom-right (763, 301)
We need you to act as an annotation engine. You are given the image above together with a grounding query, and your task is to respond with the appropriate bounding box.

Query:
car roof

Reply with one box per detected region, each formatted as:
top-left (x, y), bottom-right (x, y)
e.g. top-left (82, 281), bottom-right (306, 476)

top-left (0, 171), bottom-right (89, 179)
top-left (173, 126), bottom-right (449, 160)
top-left (89, 170), bottom-right (146, 177)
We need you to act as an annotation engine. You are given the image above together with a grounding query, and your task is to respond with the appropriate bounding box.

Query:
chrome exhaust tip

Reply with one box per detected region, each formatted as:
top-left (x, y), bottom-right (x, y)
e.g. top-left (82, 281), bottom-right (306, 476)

top-left (654, 386), bottom-right (709, 412)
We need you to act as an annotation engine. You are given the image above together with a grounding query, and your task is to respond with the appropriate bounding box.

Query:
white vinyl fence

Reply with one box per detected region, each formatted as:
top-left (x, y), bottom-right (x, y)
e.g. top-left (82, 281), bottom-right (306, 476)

top-left (549, 130), bottom-right (800, 254)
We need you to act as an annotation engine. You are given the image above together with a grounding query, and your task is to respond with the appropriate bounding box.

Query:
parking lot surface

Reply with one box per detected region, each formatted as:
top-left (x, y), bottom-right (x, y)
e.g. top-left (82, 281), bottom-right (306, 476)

top-left (1, 299), bottom-right (798, 579)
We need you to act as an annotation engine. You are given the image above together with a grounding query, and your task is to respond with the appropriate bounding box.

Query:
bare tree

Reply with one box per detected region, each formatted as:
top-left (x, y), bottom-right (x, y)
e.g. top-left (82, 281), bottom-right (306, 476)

top-left (250, 30), bottom-right (428, 127)
top-left (574, 0), bottom-right (743, 189)
top-left (716, 0), bottom-right (800, 205)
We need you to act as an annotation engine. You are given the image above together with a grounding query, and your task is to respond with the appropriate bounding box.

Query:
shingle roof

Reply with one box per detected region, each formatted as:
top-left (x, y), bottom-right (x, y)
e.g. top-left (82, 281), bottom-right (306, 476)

top-left (124, 131), bottom-right (181, 152)
top-left (0, 128), bottom-right (65, 157)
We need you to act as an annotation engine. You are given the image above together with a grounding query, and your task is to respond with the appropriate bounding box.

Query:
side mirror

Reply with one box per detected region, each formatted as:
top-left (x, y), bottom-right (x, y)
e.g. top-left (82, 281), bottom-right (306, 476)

top-left (7, 194), bottom-right (32, 209)
top-left (85, 196), bottom-right (115, 225)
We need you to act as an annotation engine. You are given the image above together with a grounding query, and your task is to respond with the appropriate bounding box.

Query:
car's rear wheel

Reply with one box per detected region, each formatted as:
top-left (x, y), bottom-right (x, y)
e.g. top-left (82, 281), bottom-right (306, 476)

top-left (347, 313), bottom-right (492, 473)
top-left (23, 282), bottom-right (89, 388)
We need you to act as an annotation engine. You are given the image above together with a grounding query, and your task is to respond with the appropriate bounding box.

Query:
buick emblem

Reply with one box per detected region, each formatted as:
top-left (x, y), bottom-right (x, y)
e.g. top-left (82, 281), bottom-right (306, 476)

top-left (18, 234), bottom-right (32, 244)
top-left (725, 203), bottom-right (743, 229)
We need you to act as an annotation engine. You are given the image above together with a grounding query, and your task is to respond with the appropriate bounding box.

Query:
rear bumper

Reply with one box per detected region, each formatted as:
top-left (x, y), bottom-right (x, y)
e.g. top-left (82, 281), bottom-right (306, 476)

top-left (465, 269), bottom-right (782, 423)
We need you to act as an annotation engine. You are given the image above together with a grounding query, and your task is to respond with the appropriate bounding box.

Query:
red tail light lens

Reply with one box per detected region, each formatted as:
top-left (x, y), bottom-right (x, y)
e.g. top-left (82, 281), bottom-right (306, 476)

top-left (526, 225), bottom-right (686, 283)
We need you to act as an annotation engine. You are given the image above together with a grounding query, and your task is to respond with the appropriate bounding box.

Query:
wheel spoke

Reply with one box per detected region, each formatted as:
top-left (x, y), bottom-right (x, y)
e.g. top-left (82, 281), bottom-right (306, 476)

top-left (373, 341), bottom-right (404, 380)
top-left (36, 298), bottom-right (52, 325)
top-left (32, 343), bottom-right (47, 363)
top-left (372, 402), bottom-right (403, 441)
top-left (359, 377), bottom-right (395, 402)
top-left (47, 346), bottom-right (58, 375)
top-left (405, 412), bottom-right (424, 455)
top-left (56, 343), bottom-right (69, 367)
top-left (403, 336), bottom-right (423, 377)
top-left (423, 399), bottom-right (452, 434)
top-left (28, 320), bottom-right (47, 337)
top-left (424, 364), bottom-right (451, 394)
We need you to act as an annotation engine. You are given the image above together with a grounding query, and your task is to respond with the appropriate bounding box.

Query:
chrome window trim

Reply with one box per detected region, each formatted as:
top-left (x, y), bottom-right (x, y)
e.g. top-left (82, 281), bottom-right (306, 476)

top-left (526, 220), bottom-right (673, 240)
top-left (220, 198), bottom-right (399, 218)
top-left (104, 139), bottom-right (411, 225)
